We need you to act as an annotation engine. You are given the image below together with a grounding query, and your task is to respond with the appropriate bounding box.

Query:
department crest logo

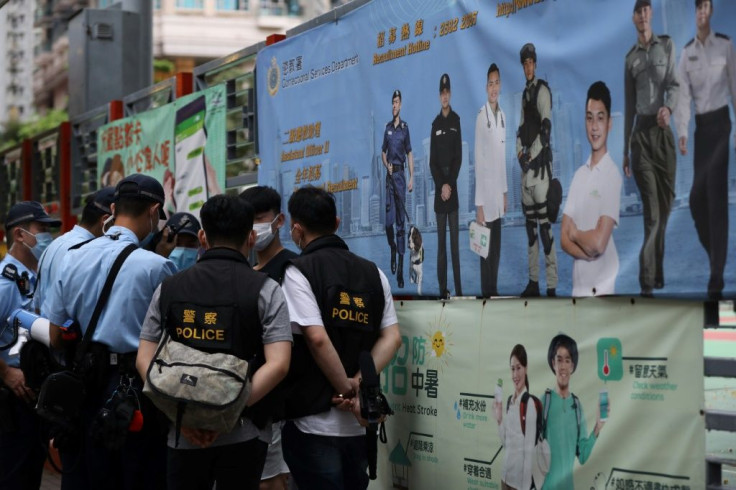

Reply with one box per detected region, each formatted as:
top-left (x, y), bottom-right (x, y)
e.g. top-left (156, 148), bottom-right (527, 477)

top-left (267, 57), bottom-right (280, 97)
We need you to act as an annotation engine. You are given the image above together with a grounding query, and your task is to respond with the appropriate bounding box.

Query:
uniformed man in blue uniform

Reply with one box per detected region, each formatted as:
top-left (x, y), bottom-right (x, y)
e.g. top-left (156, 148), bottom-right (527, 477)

top-left (0, 201), bottom-right (60, 489)
top-left (674, 0), bottom-right (736, 299)
top-left (430, 73), bottom-right (463, 298)
top-left (382, 89), bottom-right (414, 289)
top-left (624, 0), bottom-right (679, 297)
top-left (46, 174), bottom-right (176, 490)
top-left (34, 187), bottom-right (115, 315)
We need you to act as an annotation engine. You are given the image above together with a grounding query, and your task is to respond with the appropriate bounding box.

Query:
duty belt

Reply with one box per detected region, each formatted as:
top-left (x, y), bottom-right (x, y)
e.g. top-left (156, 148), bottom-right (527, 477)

top-left (635, 114), bottom-right (659, 130)
top-left (391, 164), bottom-right (404, 172)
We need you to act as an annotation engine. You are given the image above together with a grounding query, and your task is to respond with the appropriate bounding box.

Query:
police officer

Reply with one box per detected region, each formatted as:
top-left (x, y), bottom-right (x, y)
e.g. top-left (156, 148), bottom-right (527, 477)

top-left (517, 43), bottom-right (558, 298)
top-left (240, 185), bottom-right (296, 490)
top-left (281, 186), bottom-right (401, 490)
top-left (165, 212), bottom-right (202, 271)
top-left (624, 0), bottom-right (679, 297)
top-left (0, 201), bottom-right (59, 490)
top-left (382, 89), bottom-right (414, 289)
top-left (137, 194), bottom-right (292, 490)
top-left (46, 174), bottom-right (176, 490)
top-left (674, 0), bottom-right (735, 299)
top-left (34, 187), bottom-right (115, 315)
top-left (430, 73), bottom-right (463, 298)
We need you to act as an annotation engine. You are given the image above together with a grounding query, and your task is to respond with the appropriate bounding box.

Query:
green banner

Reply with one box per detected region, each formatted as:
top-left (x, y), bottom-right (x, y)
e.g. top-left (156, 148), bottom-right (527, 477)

top-left (373, 298), bottom-right (704, 490)
top-left (97, 85), bottom-right (227, 218)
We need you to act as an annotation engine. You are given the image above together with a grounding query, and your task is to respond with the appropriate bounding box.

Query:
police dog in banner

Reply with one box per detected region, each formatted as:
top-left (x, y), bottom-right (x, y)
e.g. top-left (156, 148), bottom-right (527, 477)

top-left (408, 225), bottom-right (424, 294)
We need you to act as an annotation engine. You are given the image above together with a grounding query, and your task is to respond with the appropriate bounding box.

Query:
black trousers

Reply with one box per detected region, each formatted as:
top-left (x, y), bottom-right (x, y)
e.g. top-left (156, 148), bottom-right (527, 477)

top-left (60, 370), bottom-right (167, 490)
top-left (691, 106), bottom-right (731, 294)
top-left (167, 438), bottom-right (267, 490)
top-left (480, 218), bottom-right (502, 297)
top-left (0, 386), bottom-right (45, 490)
top-left (437, 210), bottom-right (462, 296)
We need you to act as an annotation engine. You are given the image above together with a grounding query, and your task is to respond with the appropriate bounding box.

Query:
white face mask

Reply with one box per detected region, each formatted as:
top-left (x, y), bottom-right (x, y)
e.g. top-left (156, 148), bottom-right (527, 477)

top-left (253, 216), bottom-right (279, 252)
top-left (102, 214), bottom-right (115, 234)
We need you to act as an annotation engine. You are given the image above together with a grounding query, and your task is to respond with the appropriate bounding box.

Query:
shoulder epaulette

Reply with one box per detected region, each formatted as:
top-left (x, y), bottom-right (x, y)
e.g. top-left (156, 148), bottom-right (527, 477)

top-left (1, 263), bottom-right (18, 282)
top-left (716, 33), bottom-right (730, 41)
top-left (626, 44), bottom-right (637, 58)
top-left (385, 120), bottom-right (393, 127)
top-left (658, 34), bottom-right (671, 40)
top-left (401, 121), bottom-right (407, 129)
top-left (685, 38), bottom-right (695, 48)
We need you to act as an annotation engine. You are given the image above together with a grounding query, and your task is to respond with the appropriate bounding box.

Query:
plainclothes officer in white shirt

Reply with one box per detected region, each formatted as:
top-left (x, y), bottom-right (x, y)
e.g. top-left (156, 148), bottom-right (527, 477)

top-left (674, 0), bottom-right (736, 299)
top-left (474, 63), bottom-right (508, 298)
top-left (561, 81), bottom-right (622, 297)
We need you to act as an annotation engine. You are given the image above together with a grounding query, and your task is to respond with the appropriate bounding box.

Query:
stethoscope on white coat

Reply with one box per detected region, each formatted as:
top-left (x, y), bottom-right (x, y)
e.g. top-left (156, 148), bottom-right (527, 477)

top-left (484, 104), bottom-right (504, 129)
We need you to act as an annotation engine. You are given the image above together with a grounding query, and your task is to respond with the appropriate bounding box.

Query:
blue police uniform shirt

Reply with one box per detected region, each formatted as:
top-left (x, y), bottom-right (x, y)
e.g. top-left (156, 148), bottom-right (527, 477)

top-left (35, 225), bottom-right (95, 316)
top-left (46, 225), bottom-right (176, 353)
top-left (382, 119), bottom-right (412, 166)
top-left (0, 254), bottom-right (35, 368)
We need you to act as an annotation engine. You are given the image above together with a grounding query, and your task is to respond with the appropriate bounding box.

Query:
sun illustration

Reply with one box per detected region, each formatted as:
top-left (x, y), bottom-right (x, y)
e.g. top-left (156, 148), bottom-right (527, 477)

top-left (425, 313), bottom-right (453, 370)
top-left (610, 345), bottom-right (618, 358)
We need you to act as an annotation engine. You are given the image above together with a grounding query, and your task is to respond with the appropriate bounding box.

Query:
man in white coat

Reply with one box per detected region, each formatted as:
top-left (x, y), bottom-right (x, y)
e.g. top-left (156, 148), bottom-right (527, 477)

top-left (474, 63), bottom-right (507, 297)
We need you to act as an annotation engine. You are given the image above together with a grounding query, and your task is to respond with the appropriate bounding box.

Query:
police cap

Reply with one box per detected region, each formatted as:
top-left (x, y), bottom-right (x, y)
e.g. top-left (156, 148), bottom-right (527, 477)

top-left (5, 201), bottom-right (61, 230)
top-left (114, 174), bottom-right (167, 219)
top-left (520, 43), bottom-right (536, 64)
top-left (439, 73), bottom-right (451, 93)
top-left (633, 0), bottom-right (651, 12)
top-left (87, 186), bottom-right (116, 215)
top-left (392, 90), bottom-right (401, 102)
top-left (167, 212), bottom-right (201, 238)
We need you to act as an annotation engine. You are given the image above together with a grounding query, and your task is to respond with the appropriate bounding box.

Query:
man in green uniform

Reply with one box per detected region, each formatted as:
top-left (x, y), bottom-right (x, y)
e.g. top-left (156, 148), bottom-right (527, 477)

top-left (624, 0), bottom-right (679, 297)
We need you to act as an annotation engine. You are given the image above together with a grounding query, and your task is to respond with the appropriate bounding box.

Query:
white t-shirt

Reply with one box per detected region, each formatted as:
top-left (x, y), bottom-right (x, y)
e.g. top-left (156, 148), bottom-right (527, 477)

top-left (281, 265), bottom-right (398, 437)
top-left (563, 152), bottom-right (622, 296)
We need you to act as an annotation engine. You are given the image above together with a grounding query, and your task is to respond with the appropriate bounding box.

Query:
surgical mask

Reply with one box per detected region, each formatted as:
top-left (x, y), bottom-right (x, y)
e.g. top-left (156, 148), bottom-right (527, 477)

top-left (290, 225), bottom-right (302, 250)
top-left (102, 214), bottom-right (114, 234)
top-left (20, 229), bottom-right (53, 260)
top-left (169, 247), bottom-right (198, 271)
top-left (253, 216), bottom-right (278, 252)
top-left (139, 213), bottom-right (156, 248)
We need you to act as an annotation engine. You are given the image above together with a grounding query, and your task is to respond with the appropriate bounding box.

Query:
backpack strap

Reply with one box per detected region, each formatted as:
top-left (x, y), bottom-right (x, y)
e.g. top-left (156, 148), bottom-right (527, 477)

top-left (506, 395), bottom-right (512, 414)
top-left (519, 391), bottom-right (530, 436)
top-left (571, 392), bottom-right (582, 457)
top-left (73, 244), bottom-right (137, 368)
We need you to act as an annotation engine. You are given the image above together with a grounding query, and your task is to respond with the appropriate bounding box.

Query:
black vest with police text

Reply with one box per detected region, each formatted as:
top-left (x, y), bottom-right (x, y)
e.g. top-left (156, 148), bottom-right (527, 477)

top-left (285, 234), bottom-right (385, 419)
top-left (159, 247), bottom-right (265, 364)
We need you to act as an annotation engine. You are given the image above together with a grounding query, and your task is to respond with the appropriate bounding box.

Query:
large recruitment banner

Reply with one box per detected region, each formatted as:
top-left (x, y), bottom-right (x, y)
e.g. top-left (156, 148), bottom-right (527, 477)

top-left (370, 298), bottom-right (704, 489)
top-left (256, 0), bottom-right (736, 299)
top-left (97, 85), bottom-right (226, 219)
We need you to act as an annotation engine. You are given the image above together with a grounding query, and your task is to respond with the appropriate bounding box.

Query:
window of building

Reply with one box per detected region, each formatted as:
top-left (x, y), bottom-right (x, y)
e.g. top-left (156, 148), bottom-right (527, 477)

top-left (176, 0), bottom-right (204, 9)
top-left (217, 0), bottom-right (248, 11)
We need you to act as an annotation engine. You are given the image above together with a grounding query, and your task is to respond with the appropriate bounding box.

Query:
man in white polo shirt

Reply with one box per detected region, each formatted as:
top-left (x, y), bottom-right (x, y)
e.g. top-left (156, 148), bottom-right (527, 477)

top-left (560, 81), bottom-right (622, 297)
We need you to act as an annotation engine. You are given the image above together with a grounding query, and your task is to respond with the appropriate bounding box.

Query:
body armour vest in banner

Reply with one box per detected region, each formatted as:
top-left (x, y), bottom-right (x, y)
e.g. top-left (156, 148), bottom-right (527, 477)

top-left (519, 78), bottom-right (550, 149)
top-left (285, 234), bottom-right (385, 419)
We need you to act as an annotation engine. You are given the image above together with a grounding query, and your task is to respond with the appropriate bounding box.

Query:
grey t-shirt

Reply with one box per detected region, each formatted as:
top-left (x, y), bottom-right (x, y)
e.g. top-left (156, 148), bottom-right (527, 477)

top-left (140, 277), bottom-right (292, 449)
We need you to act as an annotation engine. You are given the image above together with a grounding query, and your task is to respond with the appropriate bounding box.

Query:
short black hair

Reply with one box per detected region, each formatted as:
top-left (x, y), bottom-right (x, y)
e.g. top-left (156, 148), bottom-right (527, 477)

top-left (587, 81), bottom-right (611, 116)
top-left (200, 194), bottom-right (253, 248)
top-left (487, 63), bottom-right (500, 80)
top-left (548, 334), bottom-right (579, 373)
top-left (288, 186), bottom-right (336, 235)
top-left (114, 196), bottom-right (154, 218)
top-left (239, 186), bottom-right (281, 215)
